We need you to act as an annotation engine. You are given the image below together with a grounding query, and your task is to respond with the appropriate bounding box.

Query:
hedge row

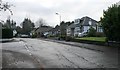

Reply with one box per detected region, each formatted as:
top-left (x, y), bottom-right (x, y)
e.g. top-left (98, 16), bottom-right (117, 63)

top-left (2, 28), bottom-right (13, 38)
top-left (65, 36), bottom-right (106, 46)
top-left (66, 37), bottom-right (120, 47)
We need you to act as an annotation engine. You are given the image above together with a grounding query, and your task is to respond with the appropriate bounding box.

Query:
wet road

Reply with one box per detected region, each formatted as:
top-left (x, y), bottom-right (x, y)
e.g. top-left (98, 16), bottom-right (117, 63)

top-left (1, 38), bottom-right (118, 68)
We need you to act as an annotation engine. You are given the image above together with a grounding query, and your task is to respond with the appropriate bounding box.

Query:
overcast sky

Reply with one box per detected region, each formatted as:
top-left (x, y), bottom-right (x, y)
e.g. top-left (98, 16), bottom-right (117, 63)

top-left (0, 0), bottom-right (119, 27)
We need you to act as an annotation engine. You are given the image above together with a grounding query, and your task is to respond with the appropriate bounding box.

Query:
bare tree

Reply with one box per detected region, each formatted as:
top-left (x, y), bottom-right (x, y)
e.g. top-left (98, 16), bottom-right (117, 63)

top-left (35, 18), bottom-right (47, 28)
top-left (0, 0), bottom-right (13, 15)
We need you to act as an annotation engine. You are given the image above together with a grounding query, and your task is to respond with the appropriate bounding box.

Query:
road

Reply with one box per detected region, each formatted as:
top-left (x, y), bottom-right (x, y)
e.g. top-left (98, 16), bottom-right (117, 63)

top-left (1, 38), bottom-right (118, 68)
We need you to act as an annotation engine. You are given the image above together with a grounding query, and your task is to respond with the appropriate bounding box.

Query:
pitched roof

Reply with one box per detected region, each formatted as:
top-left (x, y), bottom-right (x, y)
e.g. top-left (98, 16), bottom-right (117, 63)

top-left (67, 23), bottom-right (75, 29)
top-left (48, 25), bottom-right (60, 32)
top-left (36, 26), bottom-right (53, 33)
top-left (80, 16), bottom-right (98, 26)
top-left (67, 16), bottom-right (98, 29)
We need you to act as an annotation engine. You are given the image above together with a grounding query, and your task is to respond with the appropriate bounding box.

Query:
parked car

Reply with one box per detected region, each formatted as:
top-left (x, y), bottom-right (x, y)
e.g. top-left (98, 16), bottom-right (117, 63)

top-left (43, 32), bottom-right (49, 38)
top-left (78, 32), bottom-right (87, 37)
top-left (20, 34), bottom-right (30, 38)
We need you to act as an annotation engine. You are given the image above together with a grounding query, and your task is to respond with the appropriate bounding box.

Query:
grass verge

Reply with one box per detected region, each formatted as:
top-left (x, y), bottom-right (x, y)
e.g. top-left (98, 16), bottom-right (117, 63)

top-left (76, 37), bottom-right (106, 42)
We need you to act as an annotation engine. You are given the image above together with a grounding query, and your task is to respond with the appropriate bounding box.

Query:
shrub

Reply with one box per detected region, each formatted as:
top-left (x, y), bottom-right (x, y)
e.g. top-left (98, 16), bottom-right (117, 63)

top-left (95, 32), bottom-right (105, 37)
top-left (58, 35), bottom-right (66, 40)
top-left (31, 33), bottom-right (37, 38)
top-left (87, 27), bottom-right (96, 37)
top-left (65, 36), bottom-right (73, 41)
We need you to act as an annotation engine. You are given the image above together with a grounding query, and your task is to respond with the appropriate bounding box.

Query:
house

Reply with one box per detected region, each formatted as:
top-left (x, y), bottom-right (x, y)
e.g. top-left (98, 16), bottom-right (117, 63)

top-left (66, 23), bottom-right (75, 37)
top-left (30, 28), bottom-right (37, 36)
top-left (13, 30), bottom-right (17, 37)
top-left (48, 25), bottom-right (60, 36)
top-left (96, 22), bottom-right (103, 33)
top-left (67, 16), bottom-right (103, 37)
top-left (35, 26), bottom-right (53, 37)
top-left (47, 21), bottom-right (73, 38)
top-left (60, 21), bottom-right (74, 36)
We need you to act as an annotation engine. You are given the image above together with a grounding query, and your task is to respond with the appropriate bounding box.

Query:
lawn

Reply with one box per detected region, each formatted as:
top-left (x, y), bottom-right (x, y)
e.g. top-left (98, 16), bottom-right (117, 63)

top-left (76, 37), bottom-right (106, 42)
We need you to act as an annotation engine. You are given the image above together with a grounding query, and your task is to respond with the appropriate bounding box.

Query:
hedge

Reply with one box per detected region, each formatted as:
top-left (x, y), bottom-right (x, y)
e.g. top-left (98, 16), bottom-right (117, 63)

top-left (2, 28), bottom-right (13, 38)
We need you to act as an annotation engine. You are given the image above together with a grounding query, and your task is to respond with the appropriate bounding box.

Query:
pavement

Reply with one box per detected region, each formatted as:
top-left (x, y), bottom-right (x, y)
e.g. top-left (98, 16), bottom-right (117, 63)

top-left (0, 38), bottom-right (14, 43)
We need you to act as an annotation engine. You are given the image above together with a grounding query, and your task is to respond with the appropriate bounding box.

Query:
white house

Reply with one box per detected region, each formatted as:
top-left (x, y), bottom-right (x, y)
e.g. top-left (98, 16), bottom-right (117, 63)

top-left (13, 30), bottom-right (17, 36)
top-left (67, 16), bottom-right (103, 37)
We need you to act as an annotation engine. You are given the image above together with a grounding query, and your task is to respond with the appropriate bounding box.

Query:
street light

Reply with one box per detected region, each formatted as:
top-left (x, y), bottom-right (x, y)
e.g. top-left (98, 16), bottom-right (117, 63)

top-left (56, 13), bottom-right (61, 24)
top-left (56, 13), bottom-right (62, 39)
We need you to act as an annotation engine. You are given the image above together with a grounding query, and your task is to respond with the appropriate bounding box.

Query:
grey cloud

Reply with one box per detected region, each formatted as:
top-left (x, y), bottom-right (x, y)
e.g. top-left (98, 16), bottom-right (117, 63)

top-left (2, 0), bottom-right (120, 27)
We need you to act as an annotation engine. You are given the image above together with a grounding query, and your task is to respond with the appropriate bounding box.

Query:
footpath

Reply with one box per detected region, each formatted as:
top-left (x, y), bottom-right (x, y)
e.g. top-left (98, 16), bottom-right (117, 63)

top-left (0, 38), bottom-right (14, 43)
top-left (41, 38), bottom-right (118, 53)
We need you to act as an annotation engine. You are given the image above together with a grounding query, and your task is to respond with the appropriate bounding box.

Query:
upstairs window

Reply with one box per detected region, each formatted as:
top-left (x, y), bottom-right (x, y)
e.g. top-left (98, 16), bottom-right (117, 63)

top-left (89, 20), bottom-right (92, 25)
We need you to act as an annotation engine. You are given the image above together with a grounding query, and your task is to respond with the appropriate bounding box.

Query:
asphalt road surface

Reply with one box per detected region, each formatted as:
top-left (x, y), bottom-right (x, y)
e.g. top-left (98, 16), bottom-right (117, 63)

top-left (1, 38), bottom-right (118, 68)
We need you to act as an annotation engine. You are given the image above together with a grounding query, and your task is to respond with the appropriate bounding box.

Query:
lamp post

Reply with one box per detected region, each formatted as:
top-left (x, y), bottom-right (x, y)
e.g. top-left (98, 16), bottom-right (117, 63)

top-left (56, 13), bottom-right (62, 39)
top-left (56, 13), bottom-right (61, 24)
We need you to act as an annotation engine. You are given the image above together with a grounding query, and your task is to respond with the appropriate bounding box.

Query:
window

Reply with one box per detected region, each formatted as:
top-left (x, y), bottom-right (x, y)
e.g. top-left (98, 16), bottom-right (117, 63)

top-left (89, 20), bottom-right (92, 25)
